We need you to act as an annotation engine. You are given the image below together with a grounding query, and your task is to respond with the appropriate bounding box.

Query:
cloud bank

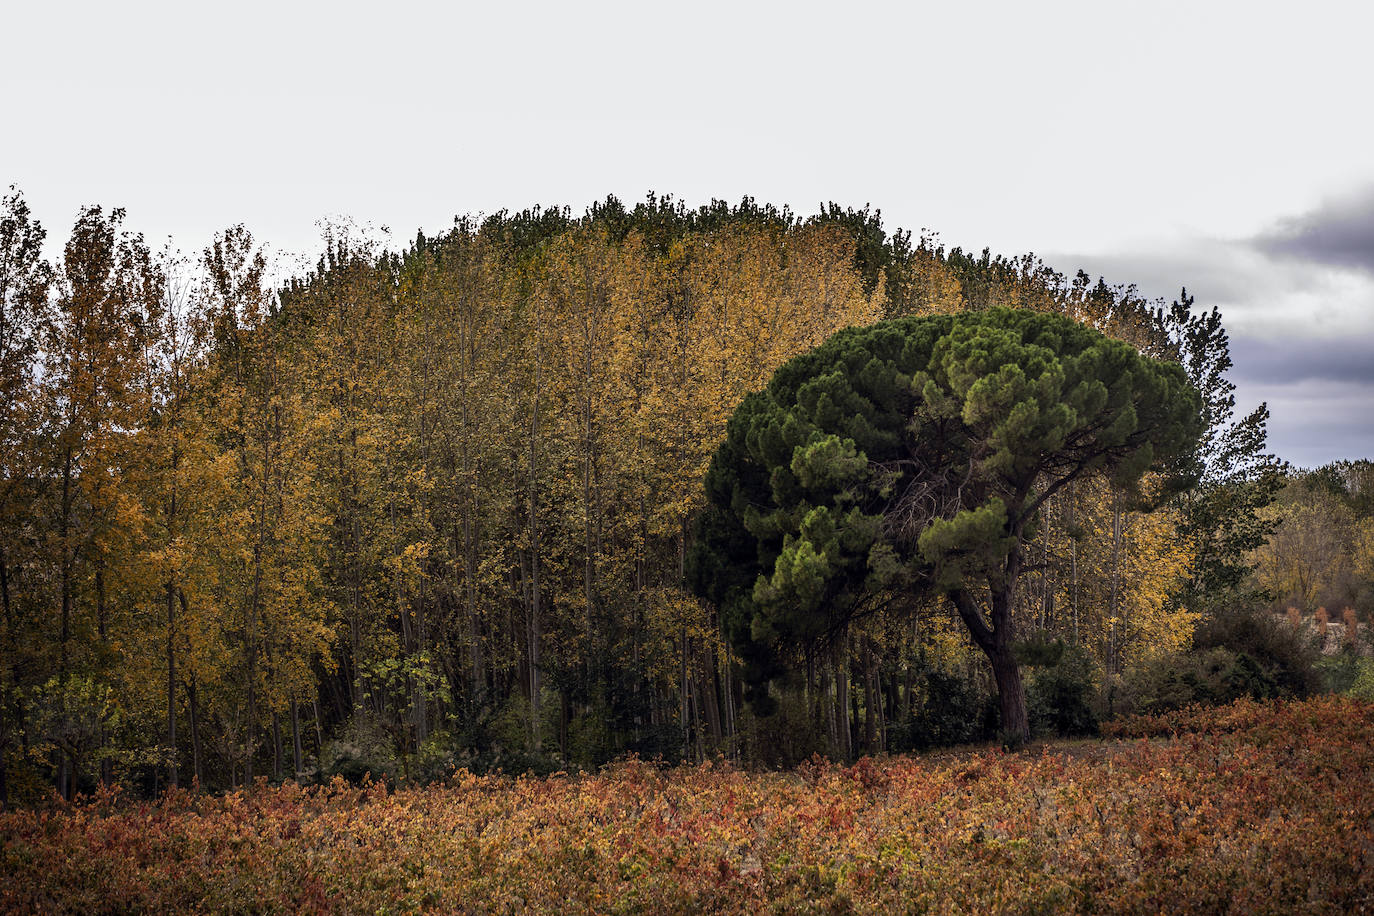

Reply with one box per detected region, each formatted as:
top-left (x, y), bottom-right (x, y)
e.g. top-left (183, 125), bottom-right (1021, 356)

top-left (1046, 187), bottom-right (1374, 468)
top-left (1255, 187), bottom-right (1374, 275)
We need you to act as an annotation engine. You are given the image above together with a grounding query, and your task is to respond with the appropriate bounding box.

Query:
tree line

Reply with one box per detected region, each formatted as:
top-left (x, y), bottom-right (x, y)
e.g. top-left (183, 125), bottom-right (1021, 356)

top-left (0, 188), bottom-right (1290, 800)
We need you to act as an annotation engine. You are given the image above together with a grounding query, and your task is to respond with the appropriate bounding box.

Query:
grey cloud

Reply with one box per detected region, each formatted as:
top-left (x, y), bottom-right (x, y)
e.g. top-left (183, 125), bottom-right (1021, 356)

top-left (1032, 190), bottom-right (1374, 465)
top-left (1229, 332), bottom-right (1374, 386)
top-left (1050, 247), bottom-right (1260, 306)
top-left (1253, 379), bottom-right (1374, 469)
top-left (1253, 187), bottom-right (1374, 274)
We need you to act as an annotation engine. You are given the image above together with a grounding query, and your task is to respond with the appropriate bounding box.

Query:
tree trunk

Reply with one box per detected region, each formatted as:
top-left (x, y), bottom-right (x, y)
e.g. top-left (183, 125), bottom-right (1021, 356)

top-left (291, 698), bottom-right (303, 780)
top-left (312, 698), bottom-right (324, 759)
top-left (833, 637), bottom-right (852, 761)
top-left (1, 549), bottom-right (11, 809)
top-left (59, 449), bottom-right (73, 683)
top-left (166, 581), bottom-right (178, 790)
top-left (527, 313), bottom-right (544, 752)
top-left (951, 588), bottom-right (1030, 743)
top-left (271, 712), bottom-right (283, 782)
top-left (95, 567), bottom-right (112, 788)
top-left (187, 674), bottom-right (202, 789)
top-left (679, 627), bottom-right (690, 760)
top-left (988, 642), bottom-right (1029, 743)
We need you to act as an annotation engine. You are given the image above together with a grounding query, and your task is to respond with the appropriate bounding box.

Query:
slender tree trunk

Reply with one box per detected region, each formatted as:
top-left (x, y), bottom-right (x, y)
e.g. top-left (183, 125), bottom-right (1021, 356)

top-left (312, 698), bottom-right (324, 759)
top-left (819, 659), bottom-right (834, 750)
top-left (95, 566), bottom-right (107, 644)
top-left (414, 582), bottom-right (429, 744)
top-left (166, 582), bottom-right (178, 789)
top-left (1070, 481), bottom-right (1080, 645)
top-left (1108, 499), bottom-right (1122, 675)
top-left (271, 713), bottom-right (283, 782)
top-left (862, 639), bottom-right (878, 753)
top-left (460, 524), bottom-right (484, 706)
top-left (703, 652), bottom-right (722, 746)
top-left (0, 546), bottom-right (12, 633)
top-left (95, 566), bottom-right (112, 788)
top-left (1, 548), bottom-right (11, 808)
top-left (290, 697), bottom-right (303, 780)
top-left (833, 637), bottom-right (852, 761)
top-left (527, 310), bottom-right (544, 751)
top-left (680, 628), bottom-right (690, 760)
top-left (59, 449), bottom-right (73, 684)
top-left (187, 675), bottom-right (202, 790)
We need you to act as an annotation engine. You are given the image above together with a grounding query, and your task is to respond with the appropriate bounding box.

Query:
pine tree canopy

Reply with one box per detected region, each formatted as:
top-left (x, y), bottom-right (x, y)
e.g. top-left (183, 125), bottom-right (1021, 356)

top-left (689, 307), bottom-right (1205, 731)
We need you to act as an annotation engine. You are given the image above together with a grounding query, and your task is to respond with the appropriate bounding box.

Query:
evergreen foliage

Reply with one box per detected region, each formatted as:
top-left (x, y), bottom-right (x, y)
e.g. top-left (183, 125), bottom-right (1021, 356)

top-left (689, 308), bottom-right (1205, 740)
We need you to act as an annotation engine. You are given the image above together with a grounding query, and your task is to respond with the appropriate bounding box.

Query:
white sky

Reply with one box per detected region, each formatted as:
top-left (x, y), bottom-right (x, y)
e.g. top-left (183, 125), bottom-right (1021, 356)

top-left (6, 0), bottom-right (1374, 467)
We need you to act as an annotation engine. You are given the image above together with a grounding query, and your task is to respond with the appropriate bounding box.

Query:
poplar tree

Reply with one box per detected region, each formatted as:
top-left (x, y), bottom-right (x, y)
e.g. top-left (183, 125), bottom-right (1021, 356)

top-left (0, 187), bottom-right (51, 808)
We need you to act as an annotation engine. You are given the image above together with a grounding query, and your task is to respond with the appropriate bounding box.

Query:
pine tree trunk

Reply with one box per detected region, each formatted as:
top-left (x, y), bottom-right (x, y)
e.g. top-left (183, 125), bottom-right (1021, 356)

top-left (989, 642), bottom-right (1029, 742)
top-left (952, 588), bottom-right (1031, 743)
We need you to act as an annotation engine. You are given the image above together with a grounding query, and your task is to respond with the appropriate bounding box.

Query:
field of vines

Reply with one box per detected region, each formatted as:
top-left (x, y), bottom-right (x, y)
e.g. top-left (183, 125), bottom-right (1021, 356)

top-left (3, 696), bottom-right (1372, 914)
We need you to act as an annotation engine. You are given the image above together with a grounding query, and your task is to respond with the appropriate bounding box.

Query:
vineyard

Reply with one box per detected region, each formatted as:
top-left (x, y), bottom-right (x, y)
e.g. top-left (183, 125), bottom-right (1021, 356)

top-left (3, 696), bottom-right (1371, 914)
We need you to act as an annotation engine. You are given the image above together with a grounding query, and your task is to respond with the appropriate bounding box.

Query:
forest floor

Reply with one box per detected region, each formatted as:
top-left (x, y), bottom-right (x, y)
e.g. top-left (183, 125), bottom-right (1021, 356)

top-left (3, 696), bottom-right (1372, 914)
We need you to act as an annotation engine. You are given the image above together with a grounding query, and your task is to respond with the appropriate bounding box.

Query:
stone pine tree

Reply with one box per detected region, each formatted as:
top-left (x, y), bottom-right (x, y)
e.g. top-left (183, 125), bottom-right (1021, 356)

top-left (688, 308), bottom-right (1204, 742)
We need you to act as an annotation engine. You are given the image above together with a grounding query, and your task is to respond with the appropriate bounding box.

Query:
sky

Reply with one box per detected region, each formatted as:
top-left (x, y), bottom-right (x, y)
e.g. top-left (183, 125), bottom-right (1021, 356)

top-left (5, 0), bottom-right (1373, 468)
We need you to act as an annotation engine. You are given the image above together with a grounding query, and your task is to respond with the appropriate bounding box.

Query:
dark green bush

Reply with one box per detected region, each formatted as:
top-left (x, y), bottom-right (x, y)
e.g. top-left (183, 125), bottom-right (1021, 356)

top-left (1317, 647), bottom-right (1365, 694)
top-left (1026, 642), bottom-right (1100, 737)
top-left (1120, 647), bottom-right (1279, 716)
top-left (738, 688), bottom-right (832, 767)
top-left (1193, 608), bottom-right (1323, 697)
top-left (887, 667), bottom-right (993, 752)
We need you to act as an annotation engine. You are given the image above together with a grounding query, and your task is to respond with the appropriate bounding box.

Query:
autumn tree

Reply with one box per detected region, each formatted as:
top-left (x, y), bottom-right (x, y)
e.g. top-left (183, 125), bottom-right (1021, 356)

top-left (42, 206), bottom-right (162, 795)
top-left (690, 308), bottom-right (1204, 741)
top-left (1253, 462), bottom-right (1374, 617)
top-left (0, 187), bottom-right (51, 807)
top-left (199, 226), bottom-right (335, 785)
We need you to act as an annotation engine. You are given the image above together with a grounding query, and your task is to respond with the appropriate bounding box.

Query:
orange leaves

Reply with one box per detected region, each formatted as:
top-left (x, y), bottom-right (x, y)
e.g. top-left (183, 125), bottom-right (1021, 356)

top-left (4, 697), bottom-right (1372, 913)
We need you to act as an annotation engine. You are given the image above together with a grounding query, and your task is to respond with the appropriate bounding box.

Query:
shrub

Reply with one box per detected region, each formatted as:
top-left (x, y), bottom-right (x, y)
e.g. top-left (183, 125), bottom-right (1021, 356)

top-left (1349, 658), bottom-right (1374, 701)
top-left (1026, 642), bottom-right (1100, 737)
top-left (1194, 607), bottom-right (1323, 697)
top-left (1317, 647), bottom-right (1365, 694)
top-left (5, 697), bottom-right (1373, 915)
top-left (320, 713), bottom-right (398, 786)
top-left (1119, 647), bottom-right (1283, 716)
top-left (888, 666), bottom-right (993, 752)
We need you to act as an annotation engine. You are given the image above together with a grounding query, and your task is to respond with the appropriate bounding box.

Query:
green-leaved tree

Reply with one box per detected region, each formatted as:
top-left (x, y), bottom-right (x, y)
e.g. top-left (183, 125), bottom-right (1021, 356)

top-left (689, 308), bottom-right (1204, 741)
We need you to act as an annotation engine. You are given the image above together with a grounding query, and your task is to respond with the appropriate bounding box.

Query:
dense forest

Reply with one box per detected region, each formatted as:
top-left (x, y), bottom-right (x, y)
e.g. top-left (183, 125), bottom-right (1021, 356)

top-left (1, 187), bottom-right (1370, 803)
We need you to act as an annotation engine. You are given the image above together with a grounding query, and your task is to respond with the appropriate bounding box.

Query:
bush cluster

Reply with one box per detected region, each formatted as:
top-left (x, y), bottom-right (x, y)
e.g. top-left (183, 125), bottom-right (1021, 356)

top-left (3, 697), bottom-right (1370, 914)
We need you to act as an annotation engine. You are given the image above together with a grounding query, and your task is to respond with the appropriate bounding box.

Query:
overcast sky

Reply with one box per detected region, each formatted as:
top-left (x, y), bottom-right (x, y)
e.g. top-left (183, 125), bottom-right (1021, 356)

top-left (6, 0), bottom-right (1373, 467)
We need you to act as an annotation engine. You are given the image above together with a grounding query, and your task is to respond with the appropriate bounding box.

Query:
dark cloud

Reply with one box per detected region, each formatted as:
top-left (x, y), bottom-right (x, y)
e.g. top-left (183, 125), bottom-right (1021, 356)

top-left (1253, 379), bottom-right (1374, 469)
top-left (1214, 335), bottom-right (1374, 467)
top-left (1254, 187), bottom-right (1374, 273)
top-left (1229, 332), bottom-right (1374, 386)
top-left (1044, 186), bottom-right (1374, 466)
